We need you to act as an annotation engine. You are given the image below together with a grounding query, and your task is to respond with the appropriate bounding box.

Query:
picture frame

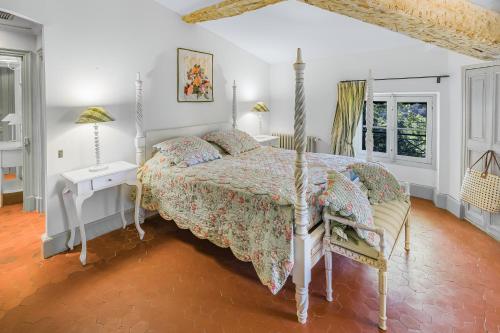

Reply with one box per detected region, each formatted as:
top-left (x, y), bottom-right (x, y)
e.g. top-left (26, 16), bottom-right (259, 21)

top-left (177, 48), bottom-right (214, 103)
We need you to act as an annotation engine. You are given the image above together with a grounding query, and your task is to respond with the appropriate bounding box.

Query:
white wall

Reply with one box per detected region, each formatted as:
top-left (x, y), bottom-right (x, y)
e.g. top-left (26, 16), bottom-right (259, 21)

top-left (0, 0), bottom-right (270, 237)
top-left (269, 46), bottom-right (483, 198)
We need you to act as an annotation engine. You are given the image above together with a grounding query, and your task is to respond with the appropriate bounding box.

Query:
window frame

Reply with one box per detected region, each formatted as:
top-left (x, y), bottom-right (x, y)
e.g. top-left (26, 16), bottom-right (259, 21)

top-left (358, 92), bottom-right (436, 169)
top-left (361, 97), bottom-right (390, 159)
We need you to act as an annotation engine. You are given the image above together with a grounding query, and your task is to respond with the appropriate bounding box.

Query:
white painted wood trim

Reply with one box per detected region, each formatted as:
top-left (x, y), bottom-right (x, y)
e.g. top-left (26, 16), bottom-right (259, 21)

top-left (135, 72), bottom-right (145, 166)
top-left (366, 69), bottom-right (374, 162)
top-left (232, 80), bottom-right (237, 129)
top-left (292, 48), bottom-right (311, 324)
top-left (0, 48), bottom-right (38, 212)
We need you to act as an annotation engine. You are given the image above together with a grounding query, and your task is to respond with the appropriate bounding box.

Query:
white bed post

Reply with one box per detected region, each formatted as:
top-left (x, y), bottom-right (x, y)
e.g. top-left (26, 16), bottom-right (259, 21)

top-left (232, 80), bottom-right (237, 129)
top-left (292, 48), bottom-right (311, 324)
top-left (135, 72), bottom-right (145, 165)
top-left (135, 72), bottom-right (145, 228)
top-left (366, 69), bottom-right (374, 162)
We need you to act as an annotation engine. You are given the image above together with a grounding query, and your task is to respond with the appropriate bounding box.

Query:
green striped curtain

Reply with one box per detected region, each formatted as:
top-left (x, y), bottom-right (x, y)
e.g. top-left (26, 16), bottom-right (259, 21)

top-left (330, 81), bottom-right (366, 156)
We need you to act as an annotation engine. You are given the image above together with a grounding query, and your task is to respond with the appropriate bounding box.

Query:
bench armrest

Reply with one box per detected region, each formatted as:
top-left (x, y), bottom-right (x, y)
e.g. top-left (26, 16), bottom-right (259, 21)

top-left (323, 209), bottom-right (386, 256)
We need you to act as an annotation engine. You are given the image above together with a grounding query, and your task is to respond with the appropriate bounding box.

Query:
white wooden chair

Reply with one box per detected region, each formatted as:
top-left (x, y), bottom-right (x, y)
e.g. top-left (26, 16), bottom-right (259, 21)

top-left (322, 199), bottom-right (411, 330)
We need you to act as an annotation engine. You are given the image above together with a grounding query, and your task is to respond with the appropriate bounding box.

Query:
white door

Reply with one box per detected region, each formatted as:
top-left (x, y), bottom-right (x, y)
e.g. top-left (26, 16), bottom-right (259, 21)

top-left (463, 63), bottom-right (500, 240)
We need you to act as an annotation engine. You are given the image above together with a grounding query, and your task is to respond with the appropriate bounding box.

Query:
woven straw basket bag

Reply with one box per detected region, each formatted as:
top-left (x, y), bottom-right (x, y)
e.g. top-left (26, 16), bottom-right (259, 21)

top-left (460, 150), bottom-right (500, 213)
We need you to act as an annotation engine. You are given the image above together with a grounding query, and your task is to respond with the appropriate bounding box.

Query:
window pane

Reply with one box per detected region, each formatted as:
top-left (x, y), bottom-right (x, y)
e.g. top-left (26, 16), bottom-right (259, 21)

top-left (397, 102), bottom-right (427, 158)
top-left (362, 128), bottom-right (387, 153)
top-left (362, 101), bottom-right (387, 153)
top-left (363, 101), bottom-right (388, 127)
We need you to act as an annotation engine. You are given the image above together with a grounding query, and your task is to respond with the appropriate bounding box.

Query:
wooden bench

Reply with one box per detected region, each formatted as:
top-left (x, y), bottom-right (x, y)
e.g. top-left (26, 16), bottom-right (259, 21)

top-left (322, 199), bottom-right (411, 330)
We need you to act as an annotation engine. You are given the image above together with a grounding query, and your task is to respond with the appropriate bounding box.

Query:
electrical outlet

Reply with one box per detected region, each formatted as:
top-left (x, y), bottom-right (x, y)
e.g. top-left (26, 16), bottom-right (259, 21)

top-left (58, 150), bottom-right (63, 158)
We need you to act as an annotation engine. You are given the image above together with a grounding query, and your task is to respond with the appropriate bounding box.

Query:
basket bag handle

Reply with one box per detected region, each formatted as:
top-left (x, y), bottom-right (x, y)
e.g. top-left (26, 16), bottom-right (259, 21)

top-left (470, 150), bottom-right (500, 178)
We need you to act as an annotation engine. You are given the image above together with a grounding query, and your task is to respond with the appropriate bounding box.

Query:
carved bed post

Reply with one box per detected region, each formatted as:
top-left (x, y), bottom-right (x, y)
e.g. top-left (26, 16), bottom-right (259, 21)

top-left (232, 80), bottom-right (237, 129)
top-left (292, 48), bottom-right (311, 324)
top-left (366, 69), bottom-right (374, 162)
top-left (135, 72), bottom-right (145, 228)
top-left (135, 72), bottom-right (145, 165)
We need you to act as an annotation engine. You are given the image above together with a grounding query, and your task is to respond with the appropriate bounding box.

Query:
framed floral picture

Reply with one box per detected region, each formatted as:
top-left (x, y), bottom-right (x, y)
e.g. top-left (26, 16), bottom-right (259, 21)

top-left (177, 48), bottom-right (214, 102)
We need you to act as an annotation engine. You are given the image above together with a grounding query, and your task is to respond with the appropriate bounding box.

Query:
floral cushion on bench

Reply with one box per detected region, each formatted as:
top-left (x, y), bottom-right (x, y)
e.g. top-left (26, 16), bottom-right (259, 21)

top-left (319, 170), bottom-right (380, 247)
top-left (349, 162), bottom-right (409, 204)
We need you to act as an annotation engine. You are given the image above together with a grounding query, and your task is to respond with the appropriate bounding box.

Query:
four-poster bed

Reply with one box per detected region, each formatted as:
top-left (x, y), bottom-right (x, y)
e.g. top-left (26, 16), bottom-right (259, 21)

top-left (133, 48), bottom-right (408, 325)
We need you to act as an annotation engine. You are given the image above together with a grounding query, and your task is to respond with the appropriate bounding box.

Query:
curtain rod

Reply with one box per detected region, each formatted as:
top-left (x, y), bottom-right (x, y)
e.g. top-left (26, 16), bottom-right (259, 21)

top-left (341, 75), bottom-right (450, 84)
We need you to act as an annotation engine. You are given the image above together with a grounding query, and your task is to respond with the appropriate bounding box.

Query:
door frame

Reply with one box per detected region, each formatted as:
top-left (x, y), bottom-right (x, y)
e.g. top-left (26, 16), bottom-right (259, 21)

top-left (0, 47), bottom-right (44, 212)
top-left (461, 60), bottom-right (500, 235)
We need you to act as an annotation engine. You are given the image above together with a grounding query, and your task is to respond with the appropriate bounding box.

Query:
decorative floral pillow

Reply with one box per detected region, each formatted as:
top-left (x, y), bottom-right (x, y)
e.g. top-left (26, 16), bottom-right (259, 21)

top-left (153, 136), bottom-right (221, 167)
top-left (319, 170), bottom-right (379, 247)
top-left (203, 129), bottom-right (260, 155)
top-left (349, 162), bottom-right (409, 204)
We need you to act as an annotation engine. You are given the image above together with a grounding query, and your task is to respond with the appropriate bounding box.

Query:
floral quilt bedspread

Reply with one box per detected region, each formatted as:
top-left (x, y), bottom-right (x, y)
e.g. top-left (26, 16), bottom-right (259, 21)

top-left (139, 146), bottom-right (359, 294)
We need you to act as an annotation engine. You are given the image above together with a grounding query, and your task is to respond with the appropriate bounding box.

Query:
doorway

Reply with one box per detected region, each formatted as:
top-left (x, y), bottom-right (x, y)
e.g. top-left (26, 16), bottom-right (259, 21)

top-left (0, 13), bottom-right (45, 212)
top-left (0, 54), bottom-right (23, 207)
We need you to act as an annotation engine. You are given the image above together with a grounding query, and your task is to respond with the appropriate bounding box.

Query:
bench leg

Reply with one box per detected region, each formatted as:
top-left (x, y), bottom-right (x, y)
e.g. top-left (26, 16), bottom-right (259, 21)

top-left (325, 251), bottom-right (333, 302)
top-left (404, 216), bottom-right (410, 251)
top-left (378, 269), bottom-right (388, 330)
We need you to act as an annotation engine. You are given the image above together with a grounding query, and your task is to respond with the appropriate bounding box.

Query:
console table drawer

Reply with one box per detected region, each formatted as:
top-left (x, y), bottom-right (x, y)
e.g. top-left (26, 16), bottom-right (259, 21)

top-left (91, 172), bottom-right (126, 190)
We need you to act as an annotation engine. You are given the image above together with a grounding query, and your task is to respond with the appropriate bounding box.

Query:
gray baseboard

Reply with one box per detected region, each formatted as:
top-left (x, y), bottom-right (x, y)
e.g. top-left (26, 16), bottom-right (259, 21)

top-left (24, 195), bottom-right (36, 212)
top-left (443, 195), bottom-right (465, 219)
top-left (409, 183), bottom-right (434, 201)
top-left (41, 209), bottom-right (135, 259)
top-left (410, 183), bottom-right (464, 219)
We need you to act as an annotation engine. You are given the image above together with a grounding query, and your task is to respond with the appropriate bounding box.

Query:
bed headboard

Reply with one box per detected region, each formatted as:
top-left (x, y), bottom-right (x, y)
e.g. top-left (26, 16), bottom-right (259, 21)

top-left (144, 121), bottom-right (232, 160)
top-left (134, 74), bottom-right (238, 164)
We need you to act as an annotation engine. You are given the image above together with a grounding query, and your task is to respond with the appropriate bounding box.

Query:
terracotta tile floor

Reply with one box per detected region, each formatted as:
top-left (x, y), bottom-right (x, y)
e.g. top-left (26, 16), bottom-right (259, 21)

top-left (0, 198), bottom-right (499, 332)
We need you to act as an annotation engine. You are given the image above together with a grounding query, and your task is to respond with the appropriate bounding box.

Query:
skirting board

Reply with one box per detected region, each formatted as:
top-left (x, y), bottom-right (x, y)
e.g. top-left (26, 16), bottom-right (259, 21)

top-left (41, 209), bottom-right (139, 259)
top-left (410, 183), bottom-right (464, 219)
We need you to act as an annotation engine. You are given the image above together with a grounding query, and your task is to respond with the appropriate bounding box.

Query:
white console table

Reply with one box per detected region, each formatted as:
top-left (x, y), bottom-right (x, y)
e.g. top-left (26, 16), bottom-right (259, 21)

top-left (0, 141), bottom-right (23, 207)
top-left (61, 161), bottom-right (144, 265)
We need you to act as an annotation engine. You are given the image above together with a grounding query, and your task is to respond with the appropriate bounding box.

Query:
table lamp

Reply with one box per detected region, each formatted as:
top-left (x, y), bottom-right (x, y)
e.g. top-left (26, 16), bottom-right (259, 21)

top-left (76, 107), bottom-right (114, 172)
top-left (252, 102), bottom-right (270, 135)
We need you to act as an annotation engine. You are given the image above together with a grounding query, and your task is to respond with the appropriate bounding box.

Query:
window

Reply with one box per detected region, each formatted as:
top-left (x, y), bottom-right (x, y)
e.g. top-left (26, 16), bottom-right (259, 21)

top-left (360, 94), bottom-right (434, 166)
top-left (362, 100), bottom-right (388, 153)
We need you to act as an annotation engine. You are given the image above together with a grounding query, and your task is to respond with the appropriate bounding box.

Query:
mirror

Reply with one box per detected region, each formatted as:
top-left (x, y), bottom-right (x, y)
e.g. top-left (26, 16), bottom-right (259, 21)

top-left (0, 56), bottom-right (22, 142)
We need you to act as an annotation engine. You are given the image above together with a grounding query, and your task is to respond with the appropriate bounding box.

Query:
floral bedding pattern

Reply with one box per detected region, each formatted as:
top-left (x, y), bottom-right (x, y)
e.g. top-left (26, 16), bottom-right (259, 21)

top-left (349, 162), bottom-right (409, 204)
top-left (139, 147), bottom-right (360, 294)
top-left (152, 136), bottom-right (221, 167)
top-left (203, 129), bottom-right (261, 155)
top-left (319, 170), bottom-right (379, 247)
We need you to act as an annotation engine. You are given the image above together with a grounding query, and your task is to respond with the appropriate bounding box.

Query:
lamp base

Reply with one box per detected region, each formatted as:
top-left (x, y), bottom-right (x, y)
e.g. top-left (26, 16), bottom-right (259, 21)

top-left (89, 164), bottom-right (108, 172)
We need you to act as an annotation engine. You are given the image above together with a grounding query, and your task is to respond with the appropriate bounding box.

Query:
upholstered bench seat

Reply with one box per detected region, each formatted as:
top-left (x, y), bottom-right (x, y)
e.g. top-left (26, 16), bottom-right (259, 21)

top-left (323, 199), bottom-right (411, 331)
top-left (328, 200), bottom-right (410, 260)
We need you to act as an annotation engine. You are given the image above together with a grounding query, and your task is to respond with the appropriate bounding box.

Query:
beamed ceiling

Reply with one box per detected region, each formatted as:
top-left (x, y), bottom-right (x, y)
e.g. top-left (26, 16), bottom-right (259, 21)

top-left (181, 0), bottom-right (500, 61)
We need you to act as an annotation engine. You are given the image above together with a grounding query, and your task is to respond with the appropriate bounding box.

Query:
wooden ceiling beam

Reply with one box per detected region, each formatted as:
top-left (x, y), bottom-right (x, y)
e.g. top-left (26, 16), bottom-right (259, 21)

top-left (301, 0), bottom-right (500, 60)
top-left (182, 0), bottom-right (284, 24)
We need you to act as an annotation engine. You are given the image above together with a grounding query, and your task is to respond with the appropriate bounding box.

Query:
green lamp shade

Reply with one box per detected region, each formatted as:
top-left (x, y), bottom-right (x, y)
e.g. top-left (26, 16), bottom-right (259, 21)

top-left (252, 102), bottom-right (270, 113)
top-left (76, 107), bottom-right (115, 124)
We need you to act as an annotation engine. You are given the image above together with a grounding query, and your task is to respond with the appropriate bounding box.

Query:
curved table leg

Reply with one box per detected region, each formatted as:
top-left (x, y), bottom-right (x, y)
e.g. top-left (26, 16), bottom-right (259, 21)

top-left (62, 187), bottom-right (75, 250)
top-left (73, 192), bottom-right (93, 265)
top-left (120, 184), bottom-right (127, 229)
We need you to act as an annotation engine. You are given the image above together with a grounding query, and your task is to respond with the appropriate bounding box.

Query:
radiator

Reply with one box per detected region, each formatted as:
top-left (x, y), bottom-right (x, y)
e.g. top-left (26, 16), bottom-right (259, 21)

top-left (271, 133), bottom-right (318, 153)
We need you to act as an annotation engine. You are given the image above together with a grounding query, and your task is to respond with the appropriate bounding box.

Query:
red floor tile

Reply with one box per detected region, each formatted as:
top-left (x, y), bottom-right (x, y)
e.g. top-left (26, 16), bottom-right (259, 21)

top-left (0, 198), bottom-right (499, 332)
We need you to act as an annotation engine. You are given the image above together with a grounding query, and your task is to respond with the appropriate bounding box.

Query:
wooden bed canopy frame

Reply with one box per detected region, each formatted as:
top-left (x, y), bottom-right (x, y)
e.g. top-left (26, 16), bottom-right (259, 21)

top-left (133, 48), bottom-right (376, 324)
